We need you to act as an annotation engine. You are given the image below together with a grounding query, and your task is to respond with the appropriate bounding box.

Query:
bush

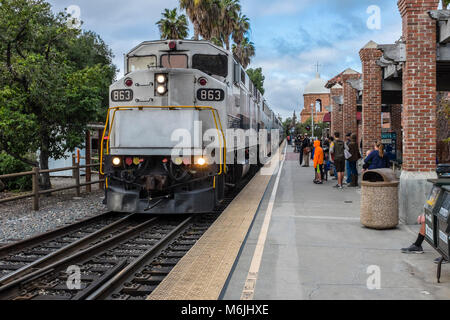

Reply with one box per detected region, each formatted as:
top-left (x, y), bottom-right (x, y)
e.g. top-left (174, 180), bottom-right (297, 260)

top-left (0, 152), bottom-right (32, 192)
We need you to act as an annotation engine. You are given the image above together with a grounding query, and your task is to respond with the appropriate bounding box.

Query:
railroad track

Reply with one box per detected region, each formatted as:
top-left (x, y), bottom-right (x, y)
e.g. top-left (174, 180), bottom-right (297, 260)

top-left (0, 170), bottom-right (254, 300)
top-left (0, 212), bottom-right (129, 282)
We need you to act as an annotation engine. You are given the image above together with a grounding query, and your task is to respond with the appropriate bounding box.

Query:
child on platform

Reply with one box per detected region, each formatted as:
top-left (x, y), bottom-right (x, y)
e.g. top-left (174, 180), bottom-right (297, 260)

top-left (313, 140), bottom-right (324, 185)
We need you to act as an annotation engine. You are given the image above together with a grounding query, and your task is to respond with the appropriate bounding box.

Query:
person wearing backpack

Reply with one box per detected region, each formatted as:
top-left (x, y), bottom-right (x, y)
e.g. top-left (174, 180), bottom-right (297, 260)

top-left (347, 134), bottom-right (361, 187)
top-left (330, 132), bottom-right (345, 189)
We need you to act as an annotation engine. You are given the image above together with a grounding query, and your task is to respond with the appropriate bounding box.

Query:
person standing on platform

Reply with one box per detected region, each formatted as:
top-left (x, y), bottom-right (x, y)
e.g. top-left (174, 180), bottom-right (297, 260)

top-left (363, 143), bottom-right (390, 170)
top-left (330, 132), bottom-right (345, 189)
top-left (302, 134), bottom-right (311, 167)
top-left (329, 137), bottom-right (337, 180)
top-left (347, 134), bottom-right (361, 187)
top-left (313, 140), bottom-right (324, 184)
top-left (345, 133), bottom-right (352, 185)
top-left (298, 135), bottom-right (304, 166)
top-left (295, 134), bottom-right (302, 153)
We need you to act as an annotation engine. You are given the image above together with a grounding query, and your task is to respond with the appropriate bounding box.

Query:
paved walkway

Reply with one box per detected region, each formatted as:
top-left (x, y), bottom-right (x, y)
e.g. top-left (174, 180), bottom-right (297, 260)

top-left (223, 148), bottom-right (450, 300)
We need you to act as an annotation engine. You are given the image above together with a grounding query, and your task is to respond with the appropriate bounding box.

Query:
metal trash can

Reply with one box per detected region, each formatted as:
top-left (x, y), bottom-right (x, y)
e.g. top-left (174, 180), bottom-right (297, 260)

top-left (360, 169), bottom-right (399, 229)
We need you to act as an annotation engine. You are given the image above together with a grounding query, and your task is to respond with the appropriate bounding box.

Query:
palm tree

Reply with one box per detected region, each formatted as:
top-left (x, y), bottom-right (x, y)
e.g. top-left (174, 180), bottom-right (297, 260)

top-left (180, 0), bottom-right (201, 40)
top-left (232, 12), bottom-right (250, 46)
top-left (196, 0), bottom-right (221, 41)
top-left (219, 0), bottom-right (241, 50)
top-left (210, 36), bottom-right (224, 47)
top-left (156, 8), bottom-right (189, 40)
top-left (232, 37), bottom-right (255, 69)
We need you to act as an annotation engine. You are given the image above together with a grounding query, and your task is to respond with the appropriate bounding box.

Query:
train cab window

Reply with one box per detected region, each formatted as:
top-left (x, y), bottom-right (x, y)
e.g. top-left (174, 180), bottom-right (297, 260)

top-left (128, 55), bottom-right (157, 72)
top-left (192, 54), bottom-right (228, 78)
top-left (161, 54), bottom-right (188, 68)
top-left (240, 69), bottom-right (246, 84)
top-left (233, 62), bottom-right (240, 85)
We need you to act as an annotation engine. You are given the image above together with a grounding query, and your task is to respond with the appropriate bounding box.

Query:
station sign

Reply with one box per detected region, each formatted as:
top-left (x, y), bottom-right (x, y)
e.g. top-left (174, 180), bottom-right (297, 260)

top-left (381, 132), bottom-right (397, 161)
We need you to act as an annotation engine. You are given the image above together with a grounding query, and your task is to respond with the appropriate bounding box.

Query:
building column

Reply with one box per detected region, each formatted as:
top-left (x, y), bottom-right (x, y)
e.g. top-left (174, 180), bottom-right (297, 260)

top-left (390, 104), bottom-right (403, 159)
top-left (342, 72), bottom-right (360, 137)
top-left (330, 84), bottom-right (343, 137)
top-left (398, 0), bottom-right (439, 224)
top-left (359, 41), bottom-right (383, 156)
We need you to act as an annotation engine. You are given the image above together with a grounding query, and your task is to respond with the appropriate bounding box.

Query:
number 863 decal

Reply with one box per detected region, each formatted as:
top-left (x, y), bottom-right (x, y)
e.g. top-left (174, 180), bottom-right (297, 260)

top-left (197, 89), bottom-right (225, 102)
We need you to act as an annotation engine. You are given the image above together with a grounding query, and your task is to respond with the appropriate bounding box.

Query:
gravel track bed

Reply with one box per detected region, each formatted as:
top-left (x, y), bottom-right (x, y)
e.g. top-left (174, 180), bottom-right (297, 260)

top-left (0, 177), bottom-right (107, 244)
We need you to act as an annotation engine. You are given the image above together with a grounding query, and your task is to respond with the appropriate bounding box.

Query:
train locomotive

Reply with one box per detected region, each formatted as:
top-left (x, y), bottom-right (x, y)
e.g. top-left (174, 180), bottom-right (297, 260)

top-left (101, 40), bottom-right (283, 214)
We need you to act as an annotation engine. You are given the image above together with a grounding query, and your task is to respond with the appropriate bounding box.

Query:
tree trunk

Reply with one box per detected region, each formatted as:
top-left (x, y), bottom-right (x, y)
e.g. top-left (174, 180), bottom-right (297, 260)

top-left (225, 37), bottom-right (230, 51)
top-left (39, 131), bottom-right (52, 191)
top-left (194, 21), bottom-right (200, 40)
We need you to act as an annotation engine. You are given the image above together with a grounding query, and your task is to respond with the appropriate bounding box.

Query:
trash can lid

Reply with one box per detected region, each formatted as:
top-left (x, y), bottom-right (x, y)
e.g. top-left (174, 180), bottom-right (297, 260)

top-left (362, 169), bottom-right (398, 183)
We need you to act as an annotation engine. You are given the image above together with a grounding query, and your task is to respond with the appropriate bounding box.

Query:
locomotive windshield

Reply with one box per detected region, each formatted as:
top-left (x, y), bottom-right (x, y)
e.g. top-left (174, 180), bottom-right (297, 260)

top-left (161, 54), bottom-right (188, 68)
top-left (192, 54), bottom-right (228, 78)
top-left (128, 55), bottom-right (157, 72)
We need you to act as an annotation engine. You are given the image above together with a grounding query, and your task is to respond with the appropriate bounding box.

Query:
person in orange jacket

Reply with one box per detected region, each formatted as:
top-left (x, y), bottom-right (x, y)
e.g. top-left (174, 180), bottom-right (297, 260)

top-left (313, 140), bottom-right (324, 184)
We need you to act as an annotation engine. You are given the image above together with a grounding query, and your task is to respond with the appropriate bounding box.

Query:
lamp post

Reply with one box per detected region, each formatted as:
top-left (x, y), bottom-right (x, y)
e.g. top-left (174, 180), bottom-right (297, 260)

top-left (311, 103), bottom-right (315, 139)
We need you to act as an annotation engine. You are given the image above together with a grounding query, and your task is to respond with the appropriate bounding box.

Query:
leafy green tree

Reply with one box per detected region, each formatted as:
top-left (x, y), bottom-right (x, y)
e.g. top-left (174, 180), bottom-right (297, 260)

top-left (246, 68), bottom-right (265, 95)
top-left (0, 152), bottom-right (32, 191)
top-left (156, 8), bottom-right (189, 40)
top-left (282, 117), bottom-right (293, 136)
top-left (295, 118), bottom-right (329, 138)
top-left (443, 0), bottom-right (449, 9)
top-left (0, 0), bottom-right (116, 189)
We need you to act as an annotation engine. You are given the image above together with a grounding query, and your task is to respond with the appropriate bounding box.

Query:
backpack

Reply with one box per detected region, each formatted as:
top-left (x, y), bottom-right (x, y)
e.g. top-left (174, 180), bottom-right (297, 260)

top-left (333, 140), bottom-right (345, 160)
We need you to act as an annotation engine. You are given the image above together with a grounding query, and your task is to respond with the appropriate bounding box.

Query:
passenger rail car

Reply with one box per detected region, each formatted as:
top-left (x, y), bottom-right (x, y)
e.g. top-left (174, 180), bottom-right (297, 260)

top-left (101, 40), bottom-right (283, 214)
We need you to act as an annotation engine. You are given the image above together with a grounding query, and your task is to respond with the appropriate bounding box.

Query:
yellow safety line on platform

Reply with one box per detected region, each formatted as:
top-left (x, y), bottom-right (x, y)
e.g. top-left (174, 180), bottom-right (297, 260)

top-left (240, 143), bottom-right (287, 300)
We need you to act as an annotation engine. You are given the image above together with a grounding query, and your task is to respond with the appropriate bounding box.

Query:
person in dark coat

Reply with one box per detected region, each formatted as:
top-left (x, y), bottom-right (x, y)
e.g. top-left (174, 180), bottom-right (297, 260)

top-left (298, 135), bottom-right (304, 165)
top-left (347, 134), bottom-right (361, 187)
top-left (302, 134), bottom-right (311, 167)
top-left (363, 143), bottom-right (390, 170)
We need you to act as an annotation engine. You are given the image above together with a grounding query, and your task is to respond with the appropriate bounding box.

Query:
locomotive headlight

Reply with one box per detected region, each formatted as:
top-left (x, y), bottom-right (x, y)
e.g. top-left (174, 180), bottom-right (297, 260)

top-left (156, 74), bottom-right (167, 84)
top-left (197, 157), bottom-right (207, 166)
top-left (156, 85), bottom-right (167, 95)
top-left (112, 157), bottom-right (122, 167)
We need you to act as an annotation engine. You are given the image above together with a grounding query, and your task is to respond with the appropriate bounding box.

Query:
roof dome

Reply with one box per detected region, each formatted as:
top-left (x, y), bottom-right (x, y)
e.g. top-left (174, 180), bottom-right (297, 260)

top-left (304, 73), bottom-right (330, 95)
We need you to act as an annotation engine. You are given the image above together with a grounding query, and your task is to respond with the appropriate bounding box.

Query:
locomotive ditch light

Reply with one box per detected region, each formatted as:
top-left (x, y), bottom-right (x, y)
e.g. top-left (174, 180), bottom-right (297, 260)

top-left (155, 74), bottom-right (168, 96)
top-left (112, 157), bottom-right (122, 167)
top-left (156, 74), bottom-right (167, 84)
top-left (156, 85), bottom-right (167, 95)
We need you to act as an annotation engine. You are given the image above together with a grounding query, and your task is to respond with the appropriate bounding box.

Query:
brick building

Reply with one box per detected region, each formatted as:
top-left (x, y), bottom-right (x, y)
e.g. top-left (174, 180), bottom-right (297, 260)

top-left (326, 68), bottom-right (362, 141)
top-left (300, 73), bottom-right (331, 123)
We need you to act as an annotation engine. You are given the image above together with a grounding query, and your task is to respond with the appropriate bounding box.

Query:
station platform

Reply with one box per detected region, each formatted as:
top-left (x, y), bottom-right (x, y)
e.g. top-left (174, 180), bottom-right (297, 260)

top-left (149, 145), bottom-right (450, 300)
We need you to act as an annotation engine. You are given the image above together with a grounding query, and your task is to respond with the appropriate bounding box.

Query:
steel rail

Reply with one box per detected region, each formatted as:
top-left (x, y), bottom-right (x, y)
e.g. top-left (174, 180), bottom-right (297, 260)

top-left (0, 214), bottom-right (135, 286)
top-left (0, 217), bottom-right (159, 299)
top-left (84, 216), bottom-right (193, 300)
top-left (0, 212), bottom-right (115, 258)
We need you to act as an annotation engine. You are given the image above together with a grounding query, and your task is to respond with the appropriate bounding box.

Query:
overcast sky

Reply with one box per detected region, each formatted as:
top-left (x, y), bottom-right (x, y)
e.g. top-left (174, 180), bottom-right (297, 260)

top-left (47, 0), bottom-right (405, 120)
